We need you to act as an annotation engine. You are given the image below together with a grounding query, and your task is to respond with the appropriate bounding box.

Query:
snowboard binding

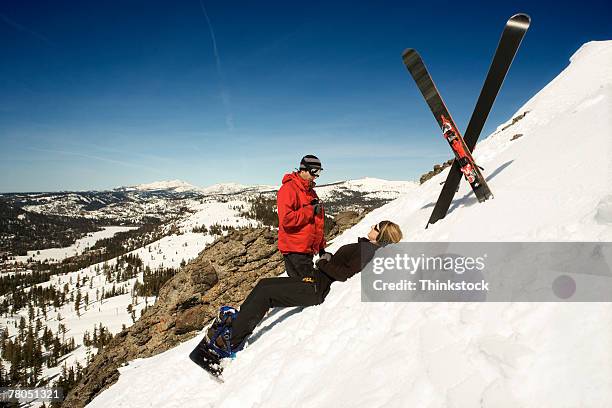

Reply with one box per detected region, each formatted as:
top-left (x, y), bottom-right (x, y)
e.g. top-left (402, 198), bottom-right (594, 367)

top-left (205, 306), bottom-right (241, 359)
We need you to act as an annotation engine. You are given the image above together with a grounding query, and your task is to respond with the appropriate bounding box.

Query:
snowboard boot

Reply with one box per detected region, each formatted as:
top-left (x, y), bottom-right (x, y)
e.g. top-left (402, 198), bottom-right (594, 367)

top-left (204, 306), bottom-right (240, 358)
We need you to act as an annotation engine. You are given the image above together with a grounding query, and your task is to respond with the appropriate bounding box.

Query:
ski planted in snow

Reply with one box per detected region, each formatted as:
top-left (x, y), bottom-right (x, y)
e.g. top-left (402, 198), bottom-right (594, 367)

top-left (403, 49), bottom-right (493, 203)
top-left (415, 13), bottom-right (531, 228)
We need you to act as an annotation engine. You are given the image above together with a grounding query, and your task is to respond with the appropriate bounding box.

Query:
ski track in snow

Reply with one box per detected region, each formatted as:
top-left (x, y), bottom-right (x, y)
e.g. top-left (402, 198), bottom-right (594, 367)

top-left (87, 41), bottom-right (612, 408)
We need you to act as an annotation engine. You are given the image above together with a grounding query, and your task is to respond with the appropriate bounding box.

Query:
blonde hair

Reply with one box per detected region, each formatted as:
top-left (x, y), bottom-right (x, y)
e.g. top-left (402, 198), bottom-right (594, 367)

top-left (376, 221), bottom-right (403, 246)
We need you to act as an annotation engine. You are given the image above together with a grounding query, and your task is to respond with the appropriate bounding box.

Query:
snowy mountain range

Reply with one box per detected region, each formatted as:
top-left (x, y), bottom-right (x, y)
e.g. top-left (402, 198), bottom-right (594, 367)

top-left (0, 177), bottom-right (415, 221)
top-left (82, 40), bottom-right (612, 408)
top-left (115, 179), bottom-right (200, 193)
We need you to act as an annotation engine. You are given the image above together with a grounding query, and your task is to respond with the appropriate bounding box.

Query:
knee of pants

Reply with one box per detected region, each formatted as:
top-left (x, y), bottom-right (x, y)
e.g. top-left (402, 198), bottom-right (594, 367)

top-left (256, 278), bottom-right (275, 288)
top-left (252, 278), bottom-right (275, 294)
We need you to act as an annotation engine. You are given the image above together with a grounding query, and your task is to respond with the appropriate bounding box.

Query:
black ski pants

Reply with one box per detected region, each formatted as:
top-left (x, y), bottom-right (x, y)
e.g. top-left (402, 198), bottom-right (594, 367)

top-left (283, 253), bottom-right (315, 279)
top-left (231, 277), bottom-right (323, 348)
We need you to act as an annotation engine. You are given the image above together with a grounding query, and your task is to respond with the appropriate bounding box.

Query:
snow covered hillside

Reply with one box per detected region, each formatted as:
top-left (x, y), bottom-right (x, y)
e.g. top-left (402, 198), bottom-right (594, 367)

top-left (11, 226), bottom-right (137, 264)
top-left (87, 41), bottom-right (612, 408)
top-left (317, 177), bottom-right (417, 201)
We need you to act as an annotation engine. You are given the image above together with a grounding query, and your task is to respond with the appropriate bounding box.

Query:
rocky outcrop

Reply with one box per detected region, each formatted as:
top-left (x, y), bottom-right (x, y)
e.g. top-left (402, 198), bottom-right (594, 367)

top-left (62, 227), bottom-right (284, 408)
top-left (325, 210), bottom-right (366, 240)
top-left (500, 110), bottom-right (529, 132)
top-left (419, 159), bottom-right (454, 184)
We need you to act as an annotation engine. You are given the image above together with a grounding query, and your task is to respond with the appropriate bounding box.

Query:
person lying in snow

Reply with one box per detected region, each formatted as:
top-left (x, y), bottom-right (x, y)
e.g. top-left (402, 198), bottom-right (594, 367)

top-left (189, 220), bottom-right (403, 375)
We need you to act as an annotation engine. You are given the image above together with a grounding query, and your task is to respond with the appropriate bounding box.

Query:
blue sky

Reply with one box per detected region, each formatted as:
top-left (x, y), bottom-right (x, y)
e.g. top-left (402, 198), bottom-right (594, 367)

top-left (0, 0), bottom-right (610, 192)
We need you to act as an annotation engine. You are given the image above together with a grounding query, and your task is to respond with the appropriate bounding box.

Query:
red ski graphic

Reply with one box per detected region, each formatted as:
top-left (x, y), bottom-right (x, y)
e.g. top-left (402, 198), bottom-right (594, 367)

top-left (440, 115), bottom-right (482, 187)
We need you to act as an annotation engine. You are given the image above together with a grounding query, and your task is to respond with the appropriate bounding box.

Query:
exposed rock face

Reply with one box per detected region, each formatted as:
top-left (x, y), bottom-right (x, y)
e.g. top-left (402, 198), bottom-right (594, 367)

top-left (500, 110), bottom-right (529, 132)
top-left (419, 159), bottom-right (454, 184)
top-left (62, 227), bottom-right (284, 407)
top-left (325, 210), bottom-right (365, 240)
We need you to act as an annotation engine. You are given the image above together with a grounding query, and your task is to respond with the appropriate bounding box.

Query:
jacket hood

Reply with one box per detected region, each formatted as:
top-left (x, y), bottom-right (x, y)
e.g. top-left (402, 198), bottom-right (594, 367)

top-left (281, 172), bottom-right (314, 190)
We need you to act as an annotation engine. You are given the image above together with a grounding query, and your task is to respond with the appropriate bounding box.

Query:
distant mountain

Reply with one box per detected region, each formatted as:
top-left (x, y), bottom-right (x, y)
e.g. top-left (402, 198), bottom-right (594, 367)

top-left (115, 179), bottom-right (199, 193)
top-left (199, 182), bottom-right (277, 195)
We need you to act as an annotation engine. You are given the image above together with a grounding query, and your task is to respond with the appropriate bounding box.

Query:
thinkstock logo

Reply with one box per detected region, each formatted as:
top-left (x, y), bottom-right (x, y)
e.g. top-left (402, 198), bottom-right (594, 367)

top-left (361, 242), bottom-right (612, 302)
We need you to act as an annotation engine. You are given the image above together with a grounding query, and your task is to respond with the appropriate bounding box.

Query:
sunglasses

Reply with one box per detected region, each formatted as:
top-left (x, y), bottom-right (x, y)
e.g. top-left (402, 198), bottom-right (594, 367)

top-left (373, 221), bottom-right (389, 233)
top-left (308, 168), bottom-right (322, 177)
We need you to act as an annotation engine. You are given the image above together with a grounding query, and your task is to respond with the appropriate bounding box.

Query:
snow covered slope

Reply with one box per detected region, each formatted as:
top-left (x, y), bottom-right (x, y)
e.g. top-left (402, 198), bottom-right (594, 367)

top-left (87, 41), bottom-right (612, 408)
top-left (317, 177), bottom-right (417, 200)
top-left (11, 226), bottom-right (137, 264)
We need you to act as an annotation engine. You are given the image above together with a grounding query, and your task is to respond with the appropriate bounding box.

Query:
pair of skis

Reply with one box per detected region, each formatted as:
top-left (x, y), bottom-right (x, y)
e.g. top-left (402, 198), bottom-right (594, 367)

top-left (402, 13), bottom-right (531, 228)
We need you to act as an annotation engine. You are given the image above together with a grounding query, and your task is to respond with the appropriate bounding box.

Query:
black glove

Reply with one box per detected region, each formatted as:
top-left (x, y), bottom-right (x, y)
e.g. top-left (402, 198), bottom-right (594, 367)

top-left (310, 199), bottom-right (322, 215)
top-left (317, 252), bottom-right (332, 265)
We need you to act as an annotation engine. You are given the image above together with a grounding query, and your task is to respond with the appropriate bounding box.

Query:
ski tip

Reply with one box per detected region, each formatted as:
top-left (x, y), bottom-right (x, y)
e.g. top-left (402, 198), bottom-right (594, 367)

top-left (508, 13), bottom-right (531, 29)
top-left (401, 48), bottom-right (418, 60)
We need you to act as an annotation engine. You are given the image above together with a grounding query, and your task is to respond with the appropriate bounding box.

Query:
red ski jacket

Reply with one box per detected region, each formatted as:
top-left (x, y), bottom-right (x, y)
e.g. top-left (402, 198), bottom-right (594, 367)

top-left (277, 172), bottom-right (326, 255)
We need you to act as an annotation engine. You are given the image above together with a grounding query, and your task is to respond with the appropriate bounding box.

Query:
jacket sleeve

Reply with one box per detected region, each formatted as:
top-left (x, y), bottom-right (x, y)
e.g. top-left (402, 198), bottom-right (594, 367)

top-left (317, 245), bottom-right (361, 282)
top-left (277, 185), bottom-right (314, 228)
top-left (319, 237), bottom-right (327, 252)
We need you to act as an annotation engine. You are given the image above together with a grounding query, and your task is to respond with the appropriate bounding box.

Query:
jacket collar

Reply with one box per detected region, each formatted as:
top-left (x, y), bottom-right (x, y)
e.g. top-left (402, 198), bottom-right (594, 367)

top-left (282, 171), bottom-right (314, 191)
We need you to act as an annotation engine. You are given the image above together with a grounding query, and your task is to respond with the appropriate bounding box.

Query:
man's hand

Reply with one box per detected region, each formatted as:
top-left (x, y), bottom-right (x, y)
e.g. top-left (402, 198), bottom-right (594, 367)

top-left (310, 199), bottom-right (322, 215)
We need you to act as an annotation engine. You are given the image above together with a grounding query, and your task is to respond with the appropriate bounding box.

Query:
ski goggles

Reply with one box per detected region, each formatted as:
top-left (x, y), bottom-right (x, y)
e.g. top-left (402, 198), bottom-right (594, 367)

top-left (308, 167), bottom-right (322, 177)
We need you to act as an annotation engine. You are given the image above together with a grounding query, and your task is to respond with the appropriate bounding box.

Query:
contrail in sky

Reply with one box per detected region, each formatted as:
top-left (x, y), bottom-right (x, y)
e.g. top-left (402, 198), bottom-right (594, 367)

top-left (198, 0), bottom-right (235, 131)
top-left (0, 13), bottom-right (54, 46)
top-left (29, 147), bottom-right (165, 174)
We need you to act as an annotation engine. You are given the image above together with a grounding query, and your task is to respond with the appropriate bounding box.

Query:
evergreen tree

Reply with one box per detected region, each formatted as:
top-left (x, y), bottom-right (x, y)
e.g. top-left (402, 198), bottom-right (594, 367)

top-left (74, 290), bottom-right (81, 316)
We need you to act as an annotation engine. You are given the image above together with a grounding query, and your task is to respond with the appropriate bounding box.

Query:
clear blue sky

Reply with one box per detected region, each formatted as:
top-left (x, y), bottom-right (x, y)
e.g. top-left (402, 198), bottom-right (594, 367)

top-left (1, 0), bottom-right (610, 192)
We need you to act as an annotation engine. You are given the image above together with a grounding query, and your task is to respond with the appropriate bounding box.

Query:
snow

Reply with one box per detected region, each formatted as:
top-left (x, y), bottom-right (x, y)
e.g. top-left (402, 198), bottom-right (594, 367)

top-left (119, 179), bottom-right (198, 192)
top-left (317, 177), bottom-right (418, 200)
top-left (115, 179), bottom-right (280, 195)
top-left (110, 196), bottom-right (265, 271)
top-left (85, 41), bottom-right (612, 407)
top-left (199, 182), bottom-right (277, 195)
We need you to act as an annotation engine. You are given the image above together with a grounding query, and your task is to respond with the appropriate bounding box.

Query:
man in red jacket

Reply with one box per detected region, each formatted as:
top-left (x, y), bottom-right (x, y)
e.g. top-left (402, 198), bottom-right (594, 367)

top-left (276, 155), bottom-right (326, 279)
